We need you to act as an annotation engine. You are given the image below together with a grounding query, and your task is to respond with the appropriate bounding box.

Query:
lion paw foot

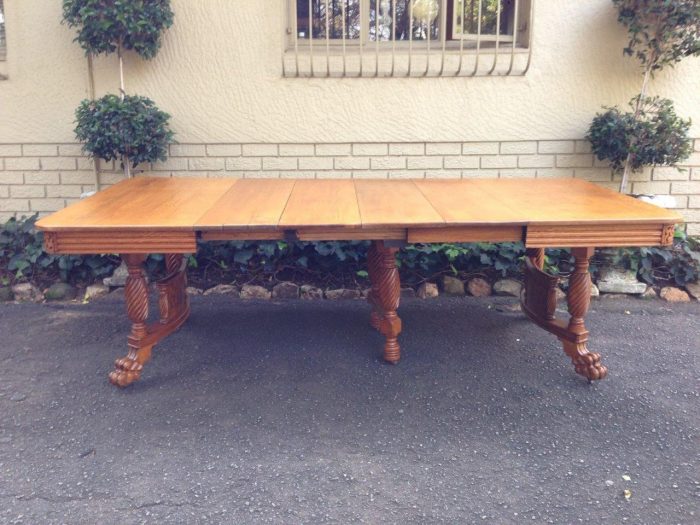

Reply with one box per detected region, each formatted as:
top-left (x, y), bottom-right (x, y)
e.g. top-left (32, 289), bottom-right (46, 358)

top-left (109, 357), bottom-right (143, 388)
top-left (574, 352), bottom-right (607, 381)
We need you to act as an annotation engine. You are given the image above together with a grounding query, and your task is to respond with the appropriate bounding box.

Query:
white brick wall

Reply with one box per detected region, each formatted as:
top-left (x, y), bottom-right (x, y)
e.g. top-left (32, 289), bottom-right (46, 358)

top-left (1, 139), bottom-right (700, 235)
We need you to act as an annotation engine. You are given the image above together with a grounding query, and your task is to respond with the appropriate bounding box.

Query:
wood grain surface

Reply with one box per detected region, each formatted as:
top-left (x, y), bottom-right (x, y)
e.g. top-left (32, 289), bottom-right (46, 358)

top-left (36, 176), bottom-right (683, 252)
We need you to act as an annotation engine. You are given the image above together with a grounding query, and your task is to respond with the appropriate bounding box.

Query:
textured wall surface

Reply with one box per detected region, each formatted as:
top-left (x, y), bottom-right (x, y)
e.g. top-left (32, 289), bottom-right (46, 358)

top-left (1, 0), bottom-right (699, 144)
top-left (0, 1), bottom-right (699, 234)
top-left (1, 140), bottom-right (699, 234)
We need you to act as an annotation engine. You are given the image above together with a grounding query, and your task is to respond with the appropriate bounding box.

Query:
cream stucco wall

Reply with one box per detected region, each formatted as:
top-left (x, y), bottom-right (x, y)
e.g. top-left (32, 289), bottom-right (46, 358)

top-left (1, 0), bottom-right (699, 144)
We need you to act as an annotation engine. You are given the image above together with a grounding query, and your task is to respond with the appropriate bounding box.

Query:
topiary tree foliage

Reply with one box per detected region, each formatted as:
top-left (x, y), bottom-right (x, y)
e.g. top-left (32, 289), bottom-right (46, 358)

top-left (62, 0), bottom-right (175, 178)
top-left (588, 0), bottom-right (700, 193)
top-left (588, 96), bottom-right (692, 173)
top-left (75, 95), bottom-right (174, 168)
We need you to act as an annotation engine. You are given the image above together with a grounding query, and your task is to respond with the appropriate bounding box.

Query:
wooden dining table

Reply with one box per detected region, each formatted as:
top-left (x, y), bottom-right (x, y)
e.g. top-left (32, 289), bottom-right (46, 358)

top-left (36, 177), bottom-right (682, 387)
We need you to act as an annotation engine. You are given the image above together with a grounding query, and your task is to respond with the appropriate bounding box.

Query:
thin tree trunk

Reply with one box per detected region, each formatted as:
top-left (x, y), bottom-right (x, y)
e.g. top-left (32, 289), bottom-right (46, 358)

top-left (619, 10), bottom-right (662, 194)
top-left (117, 39), bottom-right (132, 179)
top-left (619, 65), bottom-right (652, 194)
top-left (86, 53), bottom-right (100, 192)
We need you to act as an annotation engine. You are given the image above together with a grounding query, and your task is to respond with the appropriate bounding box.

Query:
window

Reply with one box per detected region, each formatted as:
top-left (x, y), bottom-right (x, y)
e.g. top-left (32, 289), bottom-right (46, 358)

top-left (0, 0), bottom-right (6, 62)
top-left (284, 0), bottom-right (533, 77)
top-left (453, 0), bottom-right (518, 42)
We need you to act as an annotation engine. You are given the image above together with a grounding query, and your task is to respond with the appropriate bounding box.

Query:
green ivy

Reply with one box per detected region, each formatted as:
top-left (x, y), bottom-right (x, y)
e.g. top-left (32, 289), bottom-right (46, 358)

top-left (75, 94), bottom-right (174, 167)
top-left (587, 96), bottom-right (692, 173)
top-left (62, 0), bottom-right (174, 59)
top-left (0, 215), bottom-right (118, 284)
top-left (2, 216), bottom-right (698, 289)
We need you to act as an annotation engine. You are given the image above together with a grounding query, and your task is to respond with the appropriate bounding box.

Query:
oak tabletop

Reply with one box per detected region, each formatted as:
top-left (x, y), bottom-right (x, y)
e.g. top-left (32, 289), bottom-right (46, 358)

top-left (36, 176), bottom-right (682, 232)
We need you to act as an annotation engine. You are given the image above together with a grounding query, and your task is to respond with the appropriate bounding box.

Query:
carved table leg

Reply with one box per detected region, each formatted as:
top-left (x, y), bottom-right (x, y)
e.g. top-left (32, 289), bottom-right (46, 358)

top-left (367, 241), bottom-right (383, 332)
top-left (109, 254), bottom-right (152, 387)
top-left (526, 248), bottom-right (545, 270)
top-left (560, 247), bottom-right (607, 381)
top-left (109, 253), bottom-right (191, 388)
top-left (367, 241), bottom-right (402, 364)
top-left (521, 246), bottom-right (608, 382)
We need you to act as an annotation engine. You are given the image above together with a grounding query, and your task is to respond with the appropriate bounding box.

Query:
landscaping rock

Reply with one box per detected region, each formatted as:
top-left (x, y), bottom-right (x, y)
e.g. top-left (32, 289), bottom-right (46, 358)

top-left (495, 303), bottom-right (521, 313)
top-left (659, 287), bottom-right (690, 303)
top-left (597, 268), bottom-right (647, 294)
top-left (590, 283), bottom-right (600, 298)
top-left (467, 278), bottom-right (492, 297)
top-left (203, 284), bottom-right (238, 296)
top-left (441, 276), bottom-right (465, 296)
top-left (45, 283), bottom-right (78, 301)
top-left (325, 288), bottom-right (361, 300)
top-left (0, 287), bottom-right (13, 302)
top-left (11, 283), bottom-right (43, 302)
top-left (84, 284), bottom-right (109, 301)
top-left (641, 287), bottom-right (657, 300)
top-left (401, 287), bottom-right (416, 298)
top-left (240, 285), bottom-right (271, 300)
top-left (417, 282), bottom-right (439, 299)
top-left (186, 287), bottom-right (204, 296)
top-left (685, 282), bottom-right (700, 301)
top-left (301, 285), bottom-right (323, 300)
top-left (272, 281), bottom-right (299, 299)
top-left (103, 262), bottom-right (129, 287)
top-left (555, 288), bottom-right (567, 302)
top-left (493, 279), bottom-right (522, 297)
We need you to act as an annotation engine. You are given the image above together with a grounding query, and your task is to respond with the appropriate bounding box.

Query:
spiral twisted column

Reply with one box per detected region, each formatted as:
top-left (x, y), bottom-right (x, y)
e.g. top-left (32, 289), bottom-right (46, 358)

top-left (561, 247), bottom-right (607, 381)
top-left (526, 248), bottom-right (545, 270)
top-left (110, 254), bottom-right (153, 387)
top-left (369, 241), bottom-right (402, 364)
top-left (367, 242), bottom-right (383, 331)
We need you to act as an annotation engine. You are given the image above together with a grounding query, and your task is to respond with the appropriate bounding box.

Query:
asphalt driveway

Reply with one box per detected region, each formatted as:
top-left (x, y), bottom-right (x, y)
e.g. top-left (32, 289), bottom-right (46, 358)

top-left (0, 294), bottom-right (698, 524)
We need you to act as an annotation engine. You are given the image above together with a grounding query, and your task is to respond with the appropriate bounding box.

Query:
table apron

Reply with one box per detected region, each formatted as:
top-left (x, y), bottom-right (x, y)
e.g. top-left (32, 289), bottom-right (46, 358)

top-left (42, 222), bottom-right (675, 254)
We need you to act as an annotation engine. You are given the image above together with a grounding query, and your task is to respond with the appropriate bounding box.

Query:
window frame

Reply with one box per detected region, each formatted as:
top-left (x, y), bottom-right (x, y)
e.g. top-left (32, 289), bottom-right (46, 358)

top-left (288, 0), bottom-right (449, 48)
top-left (286, 0), bottom-right (526, 48)
top-left (451, 0), bottom-right (516, 42)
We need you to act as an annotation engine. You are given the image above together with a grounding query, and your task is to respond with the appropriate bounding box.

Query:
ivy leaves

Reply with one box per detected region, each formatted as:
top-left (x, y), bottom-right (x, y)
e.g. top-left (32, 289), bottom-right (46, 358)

top-left (62, 0), bottom-right (174, 59)
top-left (0, 215), bottom-right (119, 282)
top-left (2, 216), bottom-right (699, 288)
top-left (75, 95), bottom-right (174, 167)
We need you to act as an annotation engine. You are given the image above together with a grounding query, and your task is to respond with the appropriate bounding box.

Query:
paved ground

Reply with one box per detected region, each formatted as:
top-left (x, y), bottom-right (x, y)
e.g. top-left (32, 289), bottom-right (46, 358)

top-left (0, 293), bottom-right (698, 524)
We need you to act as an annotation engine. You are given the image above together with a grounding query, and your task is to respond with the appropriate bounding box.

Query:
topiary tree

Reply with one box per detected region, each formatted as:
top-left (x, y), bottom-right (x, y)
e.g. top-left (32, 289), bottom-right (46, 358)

top-left (588, 96), bottom-right (692, 173)
top-left (588, 0), bottom-right (700, 193)
top-left (62, 0), bottom-right (175, 178)
top-left (75, 95), bottom-right (173, 168)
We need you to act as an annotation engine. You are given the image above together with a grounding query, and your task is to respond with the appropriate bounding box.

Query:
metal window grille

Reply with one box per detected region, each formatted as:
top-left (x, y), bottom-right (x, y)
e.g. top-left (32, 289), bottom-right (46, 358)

top-left (283, 0), bottom-right (534, 77)
top-left (0, 0), bottom-right (6, 61)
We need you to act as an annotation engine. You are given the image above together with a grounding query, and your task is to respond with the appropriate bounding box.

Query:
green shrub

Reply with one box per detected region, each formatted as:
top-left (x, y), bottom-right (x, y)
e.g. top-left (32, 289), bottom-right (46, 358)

top-left (613, 0), bottom-right (700, 71)
top-left (591, 1), bottom-right (699, 191)
top-left (62, 0), bottom-right (174, 59)
top-left (587, 96), bottom-right (692, 173)
top-left (75, 94), bottom-right (174, 167)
